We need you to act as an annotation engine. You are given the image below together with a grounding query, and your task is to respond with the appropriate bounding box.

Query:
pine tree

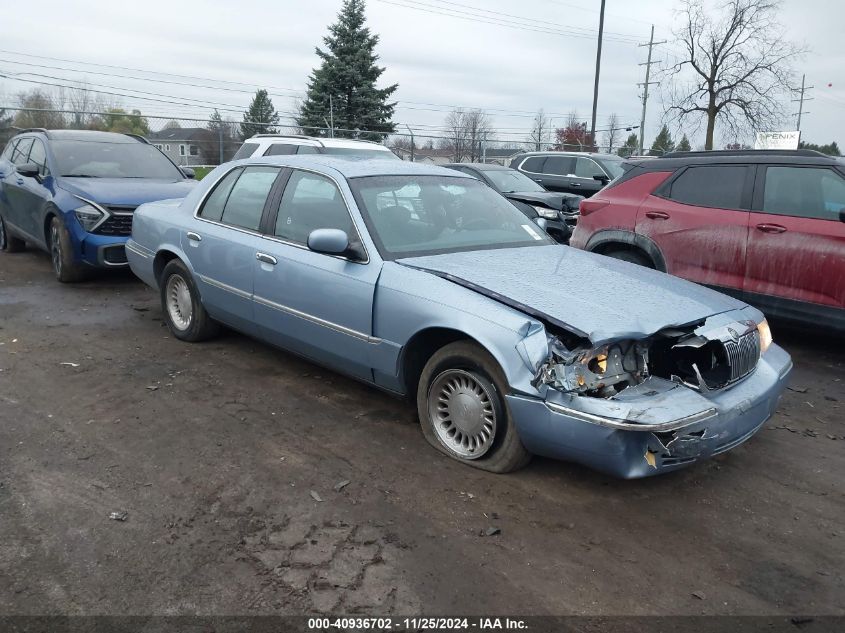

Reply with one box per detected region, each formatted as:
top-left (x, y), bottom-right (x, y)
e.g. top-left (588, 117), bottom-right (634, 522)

top-left (241, 90), bottom-right (279, 140)
top-left (650, 125), bottom-right (676, 155)
top-left (617, 133), bottom-right (638, 157)
top-left (676, 134), bottom-right (692, 152)
top-left (297, 0), bottom-right (397, 140)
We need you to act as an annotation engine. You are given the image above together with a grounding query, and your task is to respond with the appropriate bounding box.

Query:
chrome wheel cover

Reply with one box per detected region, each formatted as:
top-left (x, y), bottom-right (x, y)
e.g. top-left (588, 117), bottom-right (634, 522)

top-left (50, 224), bottom-right (62, 276)
top-left (428, 369), bottom-right (497, 459)
top-left (165, 274), bottom-right (193, 331)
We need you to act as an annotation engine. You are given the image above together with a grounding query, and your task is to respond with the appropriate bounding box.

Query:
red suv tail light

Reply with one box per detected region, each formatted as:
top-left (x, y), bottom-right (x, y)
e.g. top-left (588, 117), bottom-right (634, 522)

top-left (579, 198), bottom-right (610, 216)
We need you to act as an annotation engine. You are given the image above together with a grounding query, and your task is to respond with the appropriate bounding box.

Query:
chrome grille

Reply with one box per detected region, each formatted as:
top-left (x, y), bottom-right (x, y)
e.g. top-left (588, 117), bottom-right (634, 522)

top-left (95, 206), bottom-right (136, 236)
top-left (723, 330), bottom-right (761, 383)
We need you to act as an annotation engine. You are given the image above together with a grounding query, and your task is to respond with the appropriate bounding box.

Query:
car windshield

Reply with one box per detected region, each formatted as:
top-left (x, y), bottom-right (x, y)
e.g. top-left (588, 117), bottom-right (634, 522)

top-left (349, 175), bottom-right (553, 259)
top-left (481, 168), bottom-right (545, 193)
top-left (596, 157), bottom-right (625, 179)
top-left (322, 147), bottom-right (399, 159)
top-left (53, 140), bottom-right (184, 179)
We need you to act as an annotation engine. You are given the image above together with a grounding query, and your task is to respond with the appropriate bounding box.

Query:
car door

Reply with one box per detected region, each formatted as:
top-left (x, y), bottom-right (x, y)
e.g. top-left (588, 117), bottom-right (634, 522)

top-left (635, 164), bottom-right (752, 291)
top-left (15, 138), bottom-right (53, 240)
top-left (572, 157), bottom-right (607, 197)
top-left (187, 165), bottom-right (282, 332)
top-left (534, 155), bottom-right (577, 194)
top-left (745, 164), bottom-right (845, 313)
top-left (252, 168), bottom-right (381, 381)
top-left (2, 138), bottom-right (36, 236)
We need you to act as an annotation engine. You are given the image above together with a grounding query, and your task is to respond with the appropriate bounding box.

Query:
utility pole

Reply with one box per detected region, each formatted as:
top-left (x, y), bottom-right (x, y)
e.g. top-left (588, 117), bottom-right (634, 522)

top-left (792, 74), bottom-right (813, 132)
top-left (329, 94), bottom-right (335, 138)
top-left (589, 0), bottom-right (606, 148)
top-left (218, 124), bottom-right (224, 165)
top-left (637, 25), bottom-right (666, 155)
top-left (406, 124), bottom-right (415, 162)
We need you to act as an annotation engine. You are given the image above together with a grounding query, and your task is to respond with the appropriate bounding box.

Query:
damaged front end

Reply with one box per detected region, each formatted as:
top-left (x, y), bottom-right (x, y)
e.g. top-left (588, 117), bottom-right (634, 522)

top-left (524, 313), bottom-right (781, 476)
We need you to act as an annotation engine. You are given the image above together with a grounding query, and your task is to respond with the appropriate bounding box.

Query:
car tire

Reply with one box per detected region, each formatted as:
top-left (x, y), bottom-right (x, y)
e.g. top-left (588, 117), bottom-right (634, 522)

top-left (0, 214), bottom-right (26, 252)
top-left (159, 259), bottom-right (219, 342)
top-left (49, 215), bottom-right (89, 283)
top-left (605, 247), bottom-right (653, 268)
top-left (417, 340), bottom-right (531, 473)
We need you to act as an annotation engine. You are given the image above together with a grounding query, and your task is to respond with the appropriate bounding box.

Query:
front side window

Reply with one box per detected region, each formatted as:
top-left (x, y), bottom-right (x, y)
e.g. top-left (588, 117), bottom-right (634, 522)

top-left (349, 175), bottom-right (552, 259)
top-left (666, 165), bottom-right (747, 210)
top-left (1, 139), bottom-right (18, 161)
top-left (219, 166), bottom-right (280, 231)
top-left (274, 170), bottom-right (353, 244)
top-left (596, 157), bottom-right (625, 179)
top-left (574, 157), bottom-right (605, 179)
top-left (542, 156), bottom-right (576, 176)
top-left (11, 138), bottom-right (33, 166)
top-left (763, 166), bottom-right (845, 221)
top-left (28, 139), bottom-right (49, 176)
top-left (52, 140), bottom-right (184, 179)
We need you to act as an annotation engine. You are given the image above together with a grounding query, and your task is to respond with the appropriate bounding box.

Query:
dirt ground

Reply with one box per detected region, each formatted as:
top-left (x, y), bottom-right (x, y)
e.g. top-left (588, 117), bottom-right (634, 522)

top-left (0, 249), bottom-right (842, 617)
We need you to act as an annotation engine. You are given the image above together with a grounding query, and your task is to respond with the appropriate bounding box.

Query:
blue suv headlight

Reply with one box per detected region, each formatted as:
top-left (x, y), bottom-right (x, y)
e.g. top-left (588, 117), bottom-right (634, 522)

top-left (74, 204), bottom-right (106, 232)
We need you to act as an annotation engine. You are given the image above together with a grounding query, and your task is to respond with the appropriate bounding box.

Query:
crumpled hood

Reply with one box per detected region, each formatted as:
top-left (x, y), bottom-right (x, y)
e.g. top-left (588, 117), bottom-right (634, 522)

top-left (503, 191), bottom-right (581, 212)
top-left (398, 244), bottom-right (750, 343)
top-left (59, 177), bottom-right (196, 206)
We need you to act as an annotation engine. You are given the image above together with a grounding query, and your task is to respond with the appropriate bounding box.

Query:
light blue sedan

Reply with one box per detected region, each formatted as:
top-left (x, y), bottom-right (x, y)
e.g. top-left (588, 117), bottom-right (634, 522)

top-left (127, 157), bottom-right (792, 478)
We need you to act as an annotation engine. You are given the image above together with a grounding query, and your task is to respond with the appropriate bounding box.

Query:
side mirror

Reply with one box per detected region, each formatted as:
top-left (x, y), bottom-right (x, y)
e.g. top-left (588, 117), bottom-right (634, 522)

top-left (181, 167), bottom-right (196, 179)
top-left (593, 174), bottom-right (609, 185)
top-left (17, 163), bottom-right (40, 179)
top-left (307, 228), bottom-right (349, 256)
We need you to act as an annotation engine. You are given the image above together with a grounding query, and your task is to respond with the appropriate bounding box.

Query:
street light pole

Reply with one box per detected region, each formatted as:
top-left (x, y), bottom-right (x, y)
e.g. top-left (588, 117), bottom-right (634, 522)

top-left (589, 0), bottom-right (606, 149)
top-left (406, 124), bottom-right (415, 162)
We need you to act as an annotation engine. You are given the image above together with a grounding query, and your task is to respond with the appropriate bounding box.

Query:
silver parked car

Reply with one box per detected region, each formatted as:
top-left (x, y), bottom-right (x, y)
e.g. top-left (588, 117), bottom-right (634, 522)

top-left (126, 157), bottom-right (792, 478)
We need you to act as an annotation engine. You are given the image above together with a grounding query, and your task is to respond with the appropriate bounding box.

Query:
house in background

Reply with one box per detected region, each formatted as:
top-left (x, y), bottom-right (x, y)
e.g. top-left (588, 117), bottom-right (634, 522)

top-left (392, 147), bottom-right (523, 166)
top-left (148, 128), bottom-right (210, 166)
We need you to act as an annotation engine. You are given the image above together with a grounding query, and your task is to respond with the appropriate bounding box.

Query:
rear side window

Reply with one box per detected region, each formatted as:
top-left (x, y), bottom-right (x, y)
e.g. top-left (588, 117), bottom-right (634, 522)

top-left (11, 138), bottom-right (33, 165)
top-left (219, 166), bottom-right (280, 231)
top-left (264, 143), bottom-right (298, 156)
top-left (666, 165), bottom-right (747, 210)
top-left (232, 142), bottom-right (259, 160)
top-left (199, 167), bottom-right (242, 222)
top-left (763, 166), bottom-right (845, 221)
top-left (519, 156), bottom-right (546, 173)
top-left (542, 156), bottom-right (576, 176)
top-left (297, 145), bottom-right (320, 155)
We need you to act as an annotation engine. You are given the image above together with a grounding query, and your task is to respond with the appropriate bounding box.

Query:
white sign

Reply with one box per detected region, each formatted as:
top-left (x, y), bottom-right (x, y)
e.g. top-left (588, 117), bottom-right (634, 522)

top-left (754, 131), bottom-right (801, 150)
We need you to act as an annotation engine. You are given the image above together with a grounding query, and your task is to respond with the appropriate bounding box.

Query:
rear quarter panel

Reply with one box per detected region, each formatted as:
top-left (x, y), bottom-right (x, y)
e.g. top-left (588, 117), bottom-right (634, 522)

top-left (128, 198), bottom-right (194, 288)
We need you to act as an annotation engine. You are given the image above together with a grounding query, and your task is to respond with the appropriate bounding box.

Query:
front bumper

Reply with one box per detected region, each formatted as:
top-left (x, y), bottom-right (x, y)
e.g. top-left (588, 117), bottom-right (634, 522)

top-left (507, 344), bottom-right (792, 478)
top-left (66, 216), bottom-right (130, 268)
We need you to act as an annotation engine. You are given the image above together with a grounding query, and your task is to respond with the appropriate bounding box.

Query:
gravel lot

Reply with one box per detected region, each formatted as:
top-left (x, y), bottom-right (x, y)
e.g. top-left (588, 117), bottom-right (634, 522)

top-left (1, 250), bottom-right (843, 616)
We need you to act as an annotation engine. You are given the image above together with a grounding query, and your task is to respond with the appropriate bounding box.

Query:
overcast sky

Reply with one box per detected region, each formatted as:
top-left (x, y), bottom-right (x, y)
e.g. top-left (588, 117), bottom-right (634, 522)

top-left (0, 0), bottom-right (841, 149)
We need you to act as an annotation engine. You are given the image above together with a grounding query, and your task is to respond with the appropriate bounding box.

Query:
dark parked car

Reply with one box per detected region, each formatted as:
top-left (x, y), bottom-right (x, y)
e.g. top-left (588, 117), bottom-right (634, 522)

top-left (509, 151), bottom-right (625, 197)
top-left (570, 149), bottom-right (845, 331)
top-left (444, 163), bottom-right (582, 243)
top-left (0, 129), bottom-right (196, 282)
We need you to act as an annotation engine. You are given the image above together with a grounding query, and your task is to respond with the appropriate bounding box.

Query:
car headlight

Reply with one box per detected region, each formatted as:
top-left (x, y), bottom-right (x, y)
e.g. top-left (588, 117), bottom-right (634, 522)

top-left (757, 319), bottom-right (773, 354)
top-left (74, 204), bottom-right (106, 232)
top-left (531, 205), bottom-right (559, 219)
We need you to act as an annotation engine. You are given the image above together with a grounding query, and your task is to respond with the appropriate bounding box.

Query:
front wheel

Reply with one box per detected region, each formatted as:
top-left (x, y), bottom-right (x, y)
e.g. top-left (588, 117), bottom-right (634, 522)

top-left (159, 259), bottom-right (219, 342)
top-left (50, 216), bottom-right (88, 282)
top-left (417, 341), bottom-right (531, 473)
top-left (605, 247), bottom-right (654, 268)
top-left (0, 214), bottom-right (26, 252)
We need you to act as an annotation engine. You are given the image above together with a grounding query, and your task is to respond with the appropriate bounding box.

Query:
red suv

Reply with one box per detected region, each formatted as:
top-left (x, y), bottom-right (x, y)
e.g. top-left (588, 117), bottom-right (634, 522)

top-left (570, 150), bottom-right (845, 331)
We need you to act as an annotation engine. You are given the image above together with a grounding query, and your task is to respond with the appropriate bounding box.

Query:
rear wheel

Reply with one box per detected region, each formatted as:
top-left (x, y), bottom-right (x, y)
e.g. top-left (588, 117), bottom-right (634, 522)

top-left (49, 216), bottom-right (88, 283)
top-left (159, 259), bottom-right (219, 342)
top-left (417, 341), bottom-right (531, 473)
top-left (0, 214), bottom-right (26, 252)
top-left (605, 247), bottom-right (653, 268)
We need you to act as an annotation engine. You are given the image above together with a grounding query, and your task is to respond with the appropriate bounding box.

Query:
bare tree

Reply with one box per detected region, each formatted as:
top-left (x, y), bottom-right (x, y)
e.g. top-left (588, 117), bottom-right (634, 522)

top-left (441, 109), bottom-right (469, 162)
top-left (527, 109), bottom-right (551, 151)
top-left (602, 113), bottom-right (620, 153)
top-left (13, 89), bottom-right (65, 129)
top-left (463, 109), bottom-right (493, 162)
top-left (664, 0), bottom-right (803, 149)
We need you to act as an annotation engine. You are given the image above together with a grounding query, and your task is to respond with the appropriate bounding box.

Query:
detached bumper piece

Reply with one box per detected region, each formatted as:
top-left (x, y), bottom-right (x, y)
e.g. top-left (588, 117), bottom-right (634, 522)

top-left (508, 345), bottom-right (792, 478)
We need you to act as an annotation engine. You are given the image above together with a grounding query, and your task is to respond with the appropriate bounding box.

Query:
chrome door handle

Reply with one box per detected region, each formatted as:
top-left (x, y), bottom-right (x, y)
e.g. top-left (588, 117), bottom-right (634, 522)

top-left (756, 223), bottom-right (787, 234)
top-left (533, 178), bottom-right (543, 182)
top-left (645, 211), bottom-right (670, 220)
top-left (186, 231), bottom-right (202, 242)
top-left (256, 252), bottom-right (277, 265)
top-left (569, 182), bottom-right (581, 187)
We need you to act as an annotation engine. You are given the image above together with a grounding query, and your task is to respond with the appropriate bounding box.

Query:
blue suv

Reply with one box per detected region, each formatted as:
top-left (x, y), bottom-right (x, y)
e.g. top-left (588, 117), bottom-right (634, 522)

top-left (0, 129), bottom-right (196, 282)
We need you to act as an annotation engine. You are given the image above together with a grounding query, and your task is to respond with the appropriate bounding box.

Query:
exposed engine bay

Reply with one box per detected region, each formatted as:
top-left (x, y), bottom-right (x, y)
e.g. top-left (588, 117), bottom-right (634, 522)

top-left (536, 319), bottom-right (764, 398)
